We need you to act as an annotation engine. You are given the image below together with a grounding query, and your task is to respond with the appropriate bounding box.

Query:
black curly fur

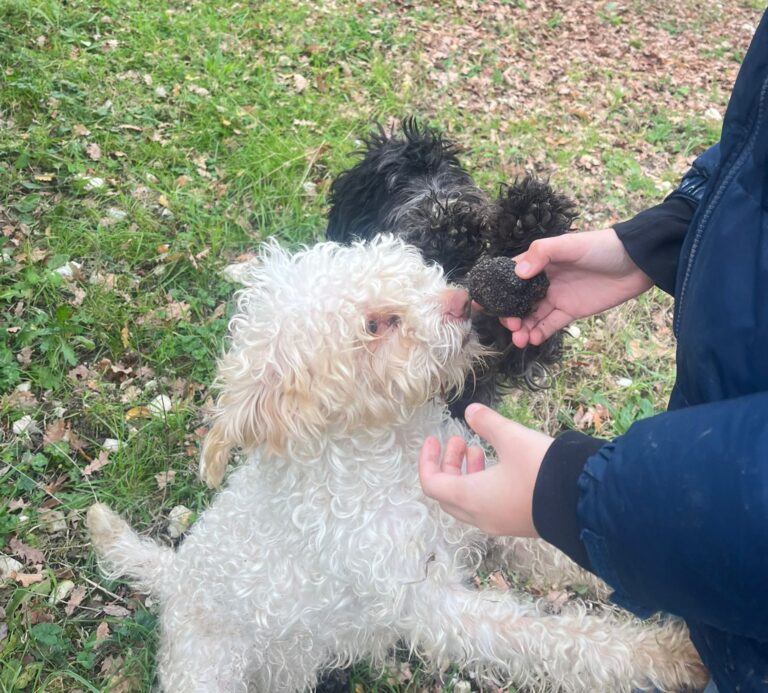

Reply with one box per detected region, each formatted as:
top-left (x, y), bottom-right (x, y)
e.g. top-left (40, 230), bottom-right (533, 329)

top-left (326, 119), bottom-right (576, 417)
top-left (487, 178), bottom-right (576, 256)
top-left (328, 118), bottom-right (487, 279)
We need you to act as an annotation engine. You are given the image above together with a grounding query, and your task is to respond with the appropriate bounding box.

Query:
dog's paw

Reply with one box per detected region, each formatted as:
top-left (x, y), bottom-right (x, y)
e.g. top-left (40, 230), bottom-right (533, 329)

top-left (485, 177), bottom-right (576, 256)
top-left (86, 503), bottom-right (125, 550)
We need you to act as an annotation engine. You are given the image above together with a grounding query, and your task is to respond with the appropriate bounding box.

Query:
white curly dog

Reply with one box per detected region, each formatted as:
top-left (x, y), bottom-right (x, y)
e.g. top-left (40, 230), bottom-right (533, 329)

top-left (88, 237), bottom-right (705, 692)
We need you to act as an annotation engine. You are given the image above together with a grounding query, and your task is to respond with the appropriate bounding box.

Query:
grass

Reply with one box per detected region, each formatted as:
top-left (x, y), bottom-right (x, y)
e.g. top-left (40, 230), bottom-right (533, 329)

top-left (0, 0), bottom-right (761, 690)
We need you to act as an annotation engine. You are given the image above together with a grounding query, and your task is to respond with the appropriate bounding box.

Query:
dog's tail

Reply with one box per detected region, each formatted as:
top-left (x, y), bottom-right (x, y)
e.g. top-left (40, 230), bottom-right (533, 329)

top-left (87, 503), bottom-right (174, 596)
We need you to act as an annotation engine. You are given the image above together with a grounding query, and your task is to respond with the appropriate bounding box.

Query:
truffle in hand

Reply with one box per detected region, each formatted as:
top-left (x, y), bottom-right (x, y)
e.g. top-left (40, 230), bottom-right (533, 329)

top-left (468, 256), bottom-right (549, 317)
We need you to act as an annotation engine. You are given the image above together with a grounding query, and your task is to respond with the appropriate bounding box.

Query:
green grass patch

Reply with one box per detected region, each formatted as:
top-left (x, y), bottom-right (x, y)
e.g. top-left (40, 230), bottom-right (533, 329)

top-left (0, 0), bottom-right (758, 690)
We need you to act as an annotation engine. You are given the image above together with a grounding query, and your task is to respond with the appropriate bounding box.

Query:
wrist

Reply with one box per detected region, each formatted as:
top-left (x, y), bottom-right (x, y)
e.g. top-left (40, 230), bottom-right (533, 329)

top-left (532, 431), bottom-right (606, 570)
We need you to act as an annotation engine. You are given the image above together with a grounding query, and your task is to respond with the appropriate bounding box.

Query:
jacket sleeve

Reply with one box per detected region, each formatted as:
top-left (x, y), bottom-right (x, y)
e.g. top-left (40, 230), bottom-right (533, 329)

top-left (613, 142), bottom-right (721, 295)
top-left (576, 390), bottom-right (768, 640)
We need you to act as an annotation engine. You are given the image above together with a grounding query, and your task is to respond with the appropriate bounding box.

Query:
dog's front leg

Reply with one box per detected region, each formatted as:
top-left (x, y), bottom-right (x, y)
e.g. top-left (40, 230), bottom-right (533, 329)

top-left (403, 582), bottom-right (707, 692)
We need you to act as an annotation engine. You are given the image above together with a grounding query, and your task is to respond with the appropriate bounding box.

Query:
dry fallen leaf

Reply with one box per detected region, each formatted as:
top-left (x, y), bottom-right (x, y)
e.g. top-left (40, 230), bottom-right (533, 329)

top-left (9, 537), bottom-right (44, 565)
top-left (164, 300), bottom-right (190, 322)
top-left (42, 474), bottom-right (69, 496)
top-left (488, 570), bottom-right (510, 591)
top-left (27, 608), bottom-right (54, 625)
top-left (43, 419), bottom-right (68, 445)
top-left (108, 672), bottom-right (143, 693)
top-left (50, 579), bottom-right (75, 604)
top-left (591, 404), bottom-right (609, 434)
top-left (546, 589), bottom-right (571, 614)
top-left (27, 247), bottom-right (48, 263)
top-left (64, 585), bottom-right (87, 616)
top-left (293, 73), bottom-right (309, 93)
top-left (12, 415), bottom-right (40, 436)
top-left (96, 621), bottom-right (111, 643)
top-left (38, 509), bottom-right (67, 533)
top-left (17, 346), bottom-right (32, 366)
top-left (0, 555), bottom-right (23, 578)
top-left (167, 505), bottom-right (193, 538)
top-left (68, 364), bottom-right (92, 382)
top-left (11, 571), bottom-right (44, 587)
top-left (82, 450), bottom-right (111, 477)
top-left (96, 358), bottom-right (133, 381)
top-left (86, 142), bottom-right (102, 160)
top-left (125, 406), bottom-right (151, 421)
top-left (69, 286), bottom-right (86, 306)
top-left (155, 470), bottom-right (176, 490)
top-left (573, 405), bottom-right (593, 430)
top-left (102, 604), bottom-right (131, 618)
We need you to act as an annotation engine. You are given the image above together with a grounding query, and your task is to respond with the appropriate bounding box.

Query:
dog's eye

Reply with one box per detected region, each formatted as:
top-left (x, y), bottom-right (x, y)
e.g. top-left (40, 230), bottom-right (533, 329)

top-left (365, 315), bottom-right (400, 336)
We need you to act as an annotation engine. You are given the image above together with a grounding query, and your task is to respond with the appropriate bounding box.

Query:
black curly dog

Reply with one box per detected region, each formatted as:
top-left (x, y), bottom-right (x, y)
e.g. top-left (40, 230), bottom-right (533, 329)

top-left (326, 119), bottom-right (576, 417)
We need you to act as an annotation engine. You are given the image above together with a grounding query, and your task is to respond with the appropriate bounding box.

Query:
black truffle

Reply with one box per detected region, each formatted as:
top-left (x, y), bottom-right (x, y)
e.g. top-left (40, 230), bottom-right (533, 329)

top-left (468, 256), bottom-right (548, 317)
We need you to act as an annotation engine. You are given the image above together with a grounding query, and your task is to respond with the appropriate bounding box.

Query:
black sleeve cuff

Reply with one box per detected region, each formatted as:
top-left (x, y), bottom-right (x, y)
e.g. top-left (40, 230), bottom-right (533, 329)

top-left (532, 431), bottom-right (605, 572)
top-left (613, 195), bottom-right (696, 295)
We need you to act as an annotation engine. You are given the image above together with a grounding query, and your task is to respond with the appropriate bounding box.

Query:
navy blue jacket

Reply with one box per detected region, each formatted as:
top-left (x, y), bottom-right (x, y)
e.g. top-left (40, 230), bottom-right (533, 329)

top-left (532, 11), bottom-right (768, 690)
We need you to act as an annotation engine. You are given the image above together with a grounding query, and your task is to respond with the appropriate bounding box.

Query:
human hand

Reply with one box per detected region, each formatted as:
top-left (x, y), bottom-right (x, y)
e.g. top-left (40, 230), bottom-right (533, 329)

top-left (498, 228), bottom-right (653, 348)
top-left (418, 403), bottom-right (553, 536)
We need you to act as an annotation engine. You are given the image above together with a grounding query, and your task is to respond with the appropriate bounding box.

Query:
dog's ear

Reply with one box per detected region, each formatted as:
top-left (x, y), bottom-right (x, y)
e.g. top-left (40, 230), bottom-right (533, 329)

top-left (199, 418), bottom-right (233, 488)
top-left (199, 343), bottom-right (331, 487)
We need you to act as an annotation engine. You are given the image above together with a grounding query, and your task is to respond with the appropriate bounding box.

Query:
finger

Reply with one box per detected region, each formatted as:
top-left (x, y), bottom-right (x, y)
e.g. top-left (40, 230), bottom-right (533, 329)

top-left (463, 403), bottom-right (520, 452)
top-left (513, 239), bottom-right (556, 278)
top-left (499, 316), bottom-right (522, 331)
top-left (418, 436), bottom-right (443, 489)
top-left (522, 297), bottom-right (556, 325)
top-left (515, 235), bottom-right (583, 278)
top-left (442, 436), bottom-right (468, 475)
top-left (511, 326), bottom-right (531, 349)
top-left (526, 309), bottom-right (575, 345)
top-left (466, 445), bottom-right (486, 474)
top-left (419, 437), bottom-right (463, 503)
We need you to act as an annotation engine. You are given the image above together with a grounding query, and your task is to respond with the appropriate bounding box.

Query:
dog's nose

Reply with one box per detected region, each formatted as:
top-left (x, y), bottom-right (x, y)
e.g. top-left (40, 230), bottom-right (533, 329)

top-left (440, 288), bottom-right (471, 322)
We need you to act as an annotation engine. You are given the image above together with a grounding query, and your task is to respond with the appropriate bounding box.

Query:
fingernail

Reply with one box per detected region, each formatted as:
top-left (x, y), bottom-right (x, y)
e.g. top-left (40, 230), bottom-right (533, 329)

top-left (516, 261), bottom-right (530, 276)
top-left (465, 403), bottom-right (483, 419)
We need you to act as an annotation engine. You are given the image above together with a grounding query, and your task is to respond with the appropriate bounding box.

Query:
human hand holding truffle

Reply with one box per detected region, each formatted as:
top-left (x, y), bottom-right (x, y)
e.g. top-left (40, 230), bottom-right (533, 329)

top-left (418, 403), bottom-right (553, 537)
top-left (499, 228), bottom-right (654, 348)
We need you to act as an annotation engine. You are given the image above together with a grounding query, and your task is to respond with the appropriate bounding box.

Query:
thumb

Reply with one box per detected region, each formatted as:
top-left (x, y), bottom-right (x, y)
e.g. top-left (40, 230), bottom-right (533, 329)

top-left (464, 403), bottom-right (517, 452)
top-left (514, 238), bottom-right (554, 278)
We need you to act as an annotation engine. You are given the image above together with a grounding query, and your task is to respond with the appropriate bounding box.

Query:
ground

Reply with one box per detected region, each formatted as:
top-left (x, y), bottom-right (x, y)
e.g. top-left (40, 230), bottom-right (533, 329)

top-left (0, 1), bottom-right (763, 691)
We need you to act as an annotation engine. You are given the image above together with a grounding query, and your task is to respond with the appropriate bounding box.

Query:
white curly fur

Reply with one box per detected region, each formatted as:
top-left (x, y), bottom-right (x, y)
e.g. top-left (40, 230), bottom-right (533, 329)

top-left (88, 237), bottom-right (706, 692)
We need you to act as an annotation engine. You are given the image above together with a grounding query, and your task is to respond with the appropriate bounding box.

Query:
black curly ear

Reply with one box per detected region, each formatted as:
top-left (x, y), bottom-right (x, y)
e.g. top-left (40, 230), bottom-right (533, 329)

top-left (485, 176), bottom-right (577, 257)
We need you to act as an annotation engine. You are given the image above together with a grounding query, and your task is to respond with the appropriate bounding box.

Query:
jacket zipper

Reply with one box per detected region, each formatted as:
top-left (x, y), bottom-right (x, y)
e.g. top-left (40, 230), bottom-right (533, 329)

top-left (674, 74), bottom-right (768, 336)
